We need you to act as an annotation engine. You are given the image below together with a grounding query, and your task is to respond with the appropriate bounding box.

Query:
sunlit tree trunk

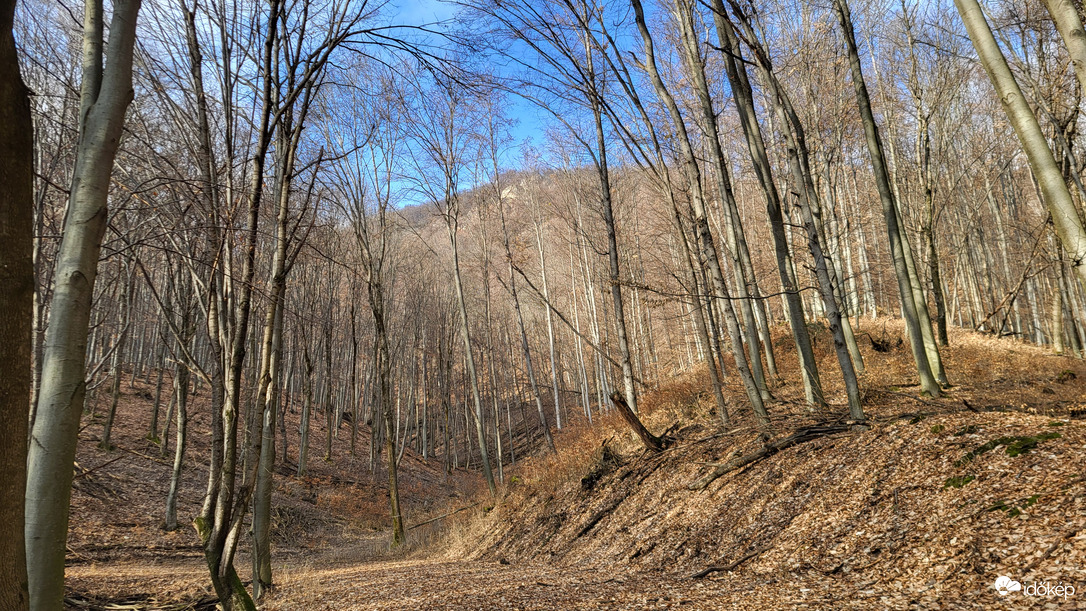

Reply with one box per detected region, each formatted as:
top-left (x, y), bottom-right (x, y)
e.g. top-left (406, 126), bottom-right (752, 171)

top-left (954, 0), bottom-right (1086, 295)
top-left (25, 1), bottom-right (142, 607)
top-left (631, 0), bottom-right (770, 430)
top-left (729, 4), bottom-right (865, 422)
top-left (712, 4), bottom-right (825, 408)
top-left (1041, 0), bottom-right (1086, 99)
top-left (831, 0), bottom-right (943, 396)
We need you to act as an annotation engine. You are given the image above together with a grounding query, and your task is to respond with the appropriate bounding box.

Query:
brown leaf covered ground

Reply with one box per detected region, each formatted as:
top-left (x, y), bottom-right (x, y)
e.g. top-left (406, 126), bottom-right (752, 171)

top-left (66, 322), bottom-right (1086, 609)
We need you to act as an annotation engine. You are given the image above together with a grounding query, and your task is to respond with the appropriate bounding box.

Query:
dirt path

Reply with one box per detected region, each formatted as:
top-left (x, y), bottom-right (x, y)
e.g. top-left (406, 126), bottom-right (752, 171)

top-left (66, 554), bottom-right (1040, 610)
top-left (262, 558), bottom-right (1057, 610)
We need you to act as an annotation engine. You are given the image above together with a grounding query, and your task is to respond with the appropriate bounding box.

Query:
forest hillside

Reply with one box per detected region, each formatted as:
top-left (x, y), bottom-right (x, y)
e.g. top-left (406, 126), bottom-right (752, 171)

top-left (6, 0), bottom-right (1086, 609)
top-left (63, 322), bottom-right (1086, 610)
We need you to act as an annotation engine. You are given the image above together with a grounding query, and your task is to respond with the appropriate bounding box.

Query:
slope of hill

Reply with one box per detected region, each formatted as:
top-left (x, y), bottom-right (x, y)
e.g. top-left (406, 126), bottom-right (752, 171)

top-left (62, 322), bottom-right (1086, 609)
top-left (446, 323), bottom-right (1086, 609)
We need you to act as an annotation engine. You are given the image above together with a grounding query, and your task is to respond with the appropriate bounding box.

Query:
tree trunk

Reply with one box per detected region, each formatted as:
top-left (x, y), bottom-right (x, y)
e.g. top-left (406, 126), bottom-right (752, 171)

top-left (447, 216), bottom-right (497, 495)
top-left (729, 4), bottom-right (865, 422)
top-left (298, 341), bottom-right (313, 476)
top-left (25, 2), bottom-right (142, 607)
top-left (610, 392), bottom-right (662, 453)
top-left (676, 0), bottom-right (772, 396)
top-left (631, 0), bottom-right (770, 430)
top-left (1041, 0), bottom-right (1086, 99)
top-left (163, 344), bottom-right (189, 531)
top-left (831, 0), bottom-right (942, 396)
top-left (0, 0), bottom-right (32, 603)
top-left (712, 4), bottom-right (825, 408)
top-left (954, 0), bottom-right (1086, 296)
top-left (99, 261), bottom-right (134, 451)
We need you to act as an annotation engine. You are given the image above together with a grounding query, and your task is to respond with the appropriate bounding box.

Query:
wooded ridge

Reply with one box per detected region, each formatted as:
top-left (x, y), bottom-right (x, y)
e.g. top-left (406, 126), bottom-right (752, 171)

top-left (2, 0), bottom-right (1086, 608)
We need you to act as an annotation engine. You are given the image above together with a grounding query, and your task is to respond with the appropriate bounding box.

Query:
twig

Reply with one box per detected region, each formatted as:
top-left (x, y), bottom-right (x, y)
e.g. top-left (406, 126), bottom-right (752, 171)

top-left (73, 455), bottom-right (128, 480)
top-left (114, 444), bottom-right (172, 466)
top-left (689, 544), bottom-right (770, 579)
top-left (1023, 524), bottom-right (1080, 573)
top-left (406, 502), bottom-right (480, 531)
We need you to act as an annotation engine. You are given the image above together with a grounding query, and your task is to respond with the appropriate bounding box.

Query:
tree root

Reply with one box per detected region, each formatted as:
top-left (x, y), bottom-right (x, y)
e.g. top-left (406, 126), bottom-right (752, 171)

top-left (689, 544), bottom-right (771, 579)
top-left (688, 424), bottom-right (850, 491)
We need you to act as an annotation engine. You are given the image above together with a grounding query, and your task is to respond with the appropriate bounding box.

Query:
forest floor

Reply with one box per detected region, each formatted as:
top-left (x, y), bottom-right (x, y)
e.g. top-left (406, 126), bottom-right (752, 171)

top-left (65, 321), bottom-right (1086, 609)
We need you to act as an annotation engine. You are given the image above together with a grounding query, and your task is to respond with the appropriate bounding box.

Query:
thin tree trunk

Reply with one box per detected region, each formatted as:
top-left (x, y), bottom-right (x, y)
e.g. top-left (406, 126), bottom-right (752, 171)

top-left (297, 341), bottom-right (313, 476)
top-left (99, 261), bottom-right (134, 450)
top-left (446, 216), bottom-right (497, 495)
top-left (712, 5), bottom-right (825, 408)
top-left (729, 4), bottom-right (865, 422)
top-left (631, 0), bottom-right (770, 430)
top-left (831, 0), bottom-right (941, 396)
top-left (535, 210), bottom-right (562, 430)
top-left (164, 337), bottom-right (189, 531)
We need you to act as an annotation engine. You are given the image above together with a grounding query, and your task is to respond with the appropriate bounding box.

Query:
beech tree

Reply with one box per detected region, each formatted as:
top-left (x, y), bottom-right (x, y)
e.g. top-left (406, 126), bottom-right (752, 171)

top-left (832, 0), bottom-right (944, 396)
top-left (24, 0), bottom-right (142, 607)
top-left (955, 0), bottom-right (1086, 293)
top-left (329, 60), bottom-right (408, 545)
top-left (407, 74), bottom-right (498, 496)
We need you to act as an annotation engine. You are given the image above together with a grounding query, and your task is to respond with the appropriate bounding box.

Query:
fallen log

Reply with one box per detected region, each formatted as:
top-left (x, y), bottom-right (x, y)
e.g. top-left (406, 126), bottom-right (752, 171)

top-left (688, 424), bottom-right (850, 491)
top-left (610, 392), bottom-right (663, 453)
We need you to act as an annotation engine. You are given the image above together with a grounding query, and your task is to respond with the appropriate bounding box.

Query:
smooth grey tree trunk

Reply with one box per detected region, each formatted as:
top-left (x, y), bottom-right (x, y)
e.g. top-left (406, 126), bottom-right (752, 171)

top-left (675, 0), bottom-right (772, 398)
top-left (447, 218), bottom-right (497, 495)
top-left (534, 210), bottom-right (562, 430)
top-left (954, 0), bottom-right (1086, 300)
top-left (712, 3), bottom-right (825, 408)
top-left (1041, 0), bottom-right (1086, 99)
top-left (831, 0), bottom-right (942, 397)
top-left (99, 261), bottom-right (134, 450)
top-left (164, 330), bottom-right (189, 531)
top-left (499, 185), bottom-right (556, 452)
top-left (297, 341), bottom-right (313, 476)
top-left (729, 4), bottom-right (865, 422)
top-left (631, 0), bottom-right (770, 430)
top-left (24, 2), bottom-right (141, 608)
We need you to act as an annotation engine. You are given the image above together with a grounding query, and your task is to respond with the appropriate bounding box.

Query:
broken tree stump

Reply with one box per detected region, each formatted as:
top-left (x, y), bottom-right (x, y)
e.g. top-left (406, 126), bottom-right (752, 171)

top-left (609, 392), bottom-right (663, 453)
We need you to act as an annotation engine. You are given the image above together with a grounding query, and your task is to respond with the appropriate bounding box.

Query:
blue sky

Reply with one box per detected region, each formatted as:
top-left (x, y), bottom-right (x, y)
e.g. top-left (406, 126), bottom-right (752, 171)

top-left (392, 0), bottom-right (550, 164)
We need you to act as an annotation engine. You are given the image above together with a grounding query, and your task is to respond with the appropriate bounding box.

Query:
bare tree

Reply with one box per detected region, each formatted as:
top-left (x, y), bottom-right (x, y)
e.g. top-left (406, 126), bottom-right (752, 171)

top-left (407, 73), bottom-right (497, 495)
top-left (24, 0), bottom-right (142, 607)
top-left (831, 0), bottom-right (943, 396)
top-left (329, 60), bottom-right (408, 545)
top-left (955, 0), bottom-right (1086, 292)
